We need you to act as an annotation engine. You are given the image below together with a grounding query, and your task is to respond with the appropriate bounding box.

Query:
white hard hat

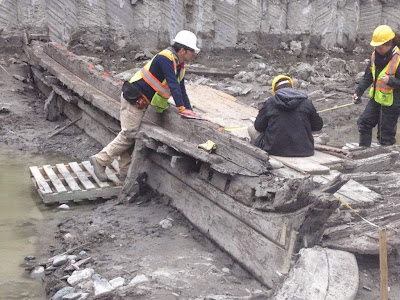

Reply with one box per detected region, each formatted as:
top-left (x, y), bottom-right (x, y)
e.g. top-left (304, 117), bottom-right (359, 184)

top-left (173, 30), bottom-right (200, 54)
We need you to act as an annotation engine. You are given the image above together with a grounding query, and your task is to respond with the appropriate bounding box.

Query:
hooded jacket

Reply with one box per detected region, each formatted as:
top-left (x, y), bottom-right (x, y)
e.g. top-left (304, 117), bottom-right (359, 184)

top-left (254, 88), bottom-right (323, 157)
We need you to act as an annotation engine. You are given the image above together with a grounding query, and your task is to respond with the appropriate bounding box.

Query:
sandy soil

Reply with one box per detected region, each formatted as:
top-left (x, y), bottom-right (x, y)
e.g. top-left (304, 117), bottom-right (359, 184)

top-left (1, 49), bottom-right (399, 299)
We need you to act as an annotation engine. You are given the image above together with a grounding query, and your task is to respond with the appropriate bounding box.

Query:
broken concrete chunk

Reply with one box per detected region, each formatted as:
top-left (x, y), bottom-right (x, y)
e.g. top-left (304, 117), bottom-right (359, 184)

top-left (272, 246), bottom-right (358, 300)
top-left (51, 287), bottom-right (75, 300)
top-left (67, 268), bottom-right (94, 286)
top-left (53, 255), bottom-right (68, 266)
top-left (129, 274), bottom-right (149, 286)
top-left (109, 277), bottom-right (125, 289)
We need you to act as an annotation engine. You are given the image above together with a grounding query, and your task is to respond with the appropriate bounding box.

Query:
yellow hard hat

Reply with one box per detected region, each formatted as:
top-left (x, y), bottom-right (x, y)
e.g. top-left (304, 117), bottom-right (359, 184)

top-left (272, 75), bottom-right (293, 94)
top-left (370, 25), bottom-right (395, 46)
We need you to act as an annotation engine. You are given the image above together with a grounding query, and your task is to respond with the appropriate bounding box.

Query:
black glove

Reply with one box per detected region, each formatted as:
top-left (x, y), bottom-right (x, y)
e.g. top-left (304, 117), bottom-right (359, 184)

top-left (353, 96), bottom-right (361, 104)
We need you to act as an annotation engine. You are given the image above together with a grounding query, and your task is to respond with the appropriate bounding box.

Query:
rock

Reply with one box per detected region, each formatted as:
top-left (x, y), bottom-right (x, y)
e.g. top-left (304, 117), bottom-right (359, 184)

top-left (68, 255), bottom-right (78, 261)
top-left (94, 46), bottom-right (104, 52)
top-left (93, 274), bottom-right (114, 295)
top-left (271, 246), bottom-right (358, 300)
top-left (109, 277), bottom-right (125, 289)
top-left (224, 86), bottom-right (243, 96)
top-left (67, 268), bottom-right (94, 286)
top-left (0, 106), bottom-right (10, 113)
top-left (24, 255), bottom-right (36, 261)
top-left (355, 71), bottom-right (365, 84)
top-left (129, 274), bottom-right (149, 286)
top-left (62, 292), bottom-right (81, 300)
top-left (13, 74), bottom-right (26, 82)
top-left (58, 204), bottom-right (70, 210)
top-left (30, 266), bottom-right (45, 279)
top-left (290, 41), bottom-right (302, 56)
top-left (222, 267), bottom-right (230, 273)
top-left (51, 287), bottom-right (75, 300)
top-left (63, 233), bottom-right (74, 240)
top-left (79, 250), bottom-right (87, 256)
top-left (53, 255), bottom-right (68, 266)
top-left (308, 89), bottom-right (325, 100)
top-left (159, 219), bottom-right (172, 229)
top-left (134, 52), bottom-right (147, 60)
top-left (94, 64), bottom-right (104, 72)
top-left (77, 293), bottom-right (88, 300)
top-left (289, 62), bottom-right (314, 81)
top-left (240, 87), bottom-right (252, 95)
top-left (143, 49), bottom-right (154, 59)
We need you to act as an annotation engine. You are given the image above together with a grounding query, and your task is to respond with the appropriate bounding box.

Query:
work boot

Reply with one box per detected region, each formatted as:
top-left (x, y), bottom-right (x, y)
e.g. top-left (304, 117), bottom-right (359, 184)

top-left (359, 132), bottom-right (372, 147)
top-left (116, 173), bottom-right (127, 182)
top-left (89, 156), bottom-right (108, 182)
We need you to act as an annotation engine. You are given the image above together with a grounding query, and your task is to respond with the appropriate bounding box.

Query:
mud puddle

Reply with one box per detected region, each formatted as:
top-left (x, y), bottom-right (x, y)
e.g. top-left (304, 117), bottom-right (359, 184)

top-left (0, 146), bottom-right (72, 300)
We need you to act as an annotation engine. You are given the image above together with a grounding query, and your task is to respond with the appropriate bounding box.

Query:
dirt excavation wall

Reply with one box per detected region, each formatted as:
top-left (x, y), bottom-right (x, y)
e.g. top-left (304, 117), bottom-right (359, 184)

top-left (0, 0), bottom-right (399, 52)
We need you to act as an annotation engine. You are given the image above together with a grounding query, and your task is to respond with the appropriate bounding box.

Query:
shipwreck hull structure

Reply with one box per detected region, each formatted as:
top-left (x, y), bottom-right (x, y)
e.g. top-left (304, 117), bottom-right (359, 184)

top-left (25, 38), bottom-right (400, 297)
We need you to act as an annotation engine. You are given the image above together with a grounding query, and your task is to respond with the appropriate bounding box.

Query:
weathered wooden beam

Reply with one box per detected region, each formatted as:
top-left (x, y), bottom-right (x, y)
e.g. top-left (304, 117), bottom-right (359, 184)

top-left (142, 106), bottom-right (269, 175)
top-left (27, 42), bottom-right (120, 120)
top-left (341, 151), bottom-right (399, 173)
top-left (43, 42), bottom-right (121, 101)
top-left (142, 158), bottom-right (292, 288)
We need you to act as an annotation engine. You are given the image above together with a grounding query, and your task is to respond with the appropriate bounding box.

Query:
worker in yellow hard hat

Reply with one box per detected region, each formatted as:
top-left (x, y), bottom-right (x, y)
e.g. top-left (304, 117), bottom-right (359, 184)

top-left (248, 75), bottom-right (323, 157)
top-left (352, 25), bottom-right (400, 147)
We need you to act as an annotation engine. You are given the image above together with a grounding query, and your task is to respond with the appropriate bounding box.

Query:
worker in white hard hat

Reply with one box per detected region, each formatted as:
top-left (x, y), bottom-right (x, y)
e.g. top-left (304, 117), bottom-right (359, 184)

top-left (248, 75), bottom-right (323, 157)
top-left (353, 25), bottom-right (400, 147)
top-left (90, 30), bottom-right (201, 182)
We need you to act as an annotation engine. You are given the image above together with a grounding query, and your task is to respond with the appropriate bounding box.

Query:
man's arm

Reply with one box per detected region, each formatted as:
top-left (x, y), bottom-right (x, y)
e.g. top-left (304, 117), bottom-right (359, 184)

top-left (158, 56), bottom-right (190, 109)
top-left (309, 105), bottom-right (323, 131)
top-left (354, 63), bottom-right (373, 100)
top-left (254, 101), bottom-right (271, 132)
top-left (179, 80), bottom-right (192, 110)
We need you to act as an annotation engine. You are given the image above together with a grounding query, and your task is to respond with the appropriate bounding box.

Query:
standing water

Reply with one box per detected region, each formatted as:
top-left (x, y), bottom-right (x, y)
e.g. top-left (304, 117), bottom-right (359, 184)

top-left (0, 146), bottom-right (72, 299)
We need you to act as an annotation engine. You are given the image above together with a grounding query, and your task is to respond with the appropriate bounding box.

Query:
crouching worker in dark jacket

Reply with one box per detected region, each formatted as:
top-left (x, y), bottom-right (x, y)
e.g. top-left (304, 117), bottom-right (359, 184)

top-left (249, 75), bottom-right (323, 157)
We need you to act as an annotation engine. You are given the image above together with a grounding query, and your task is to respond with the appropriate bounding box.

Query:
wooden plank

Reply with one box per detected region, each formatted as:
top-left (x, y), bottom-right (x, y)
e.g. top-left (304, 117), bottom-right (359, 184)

top-left (68, 162), bottom-right (96, 190)
top-left (269, 155), bottom-right (330, 175)
top-left (334, 179), bottom-right (381, 209)
top-left (140, 123), bottom-right (258, 176)
top-left (29, 166), bottom-right (53, 194)
top-left (308, 151), bottom-right (343, 166)
top-left (56, 163), bottom-right (81, 191)
top-left (379, 228), bottom-right (389, 300)
top-left (81, 161), bottom-right (110, 188)
top-left (41, 186), bottom-right (121, 203)
top-left (142, 107), bottom-right (269, 175)
top-left (42, 165), bottom-right (67, 193)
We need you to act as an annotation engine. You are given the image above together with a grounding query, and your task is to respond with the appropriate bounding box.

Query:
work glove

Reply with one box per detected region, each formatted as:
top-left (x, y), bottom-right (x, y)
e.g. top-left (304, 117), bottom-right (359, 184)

top-left (353, 94), bottom-right (361, 104)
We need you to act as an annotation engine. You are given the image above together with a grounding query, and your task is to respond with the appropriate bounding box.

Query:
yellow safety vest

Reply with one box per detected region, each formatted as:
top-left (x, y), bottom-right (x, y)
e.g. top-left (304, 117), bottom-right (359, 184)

top-left (369, 46), bottom-right (400, 106)
top-left (129, 49), bottom-right (185, 112)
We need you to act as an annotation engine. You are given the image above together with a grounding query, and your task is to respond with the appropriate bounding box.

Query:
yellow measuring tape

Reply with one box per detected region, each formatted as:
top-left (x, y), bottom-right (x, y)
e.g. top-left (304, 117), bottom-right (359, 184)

top-left (219, 126), bottom-right (248, 131)
top-left (336, 196), bottom-right (379, 228)
top-left (317, 102), bottom-right (354, 113)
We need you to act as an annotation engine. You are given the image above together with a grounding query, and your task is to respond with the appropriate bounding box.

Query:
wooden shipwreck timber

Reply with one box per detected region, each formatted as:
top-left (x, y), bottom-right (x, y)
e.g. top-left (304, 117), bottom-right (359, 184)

top-left (25, 39), bottom-right (400, 298)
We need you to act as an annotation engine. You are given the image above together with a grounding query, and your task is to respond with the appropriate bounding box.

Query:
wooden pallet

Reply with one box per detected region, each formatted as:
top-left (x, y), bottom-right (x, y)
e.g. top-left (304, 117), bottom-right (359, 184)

top-left (29, 161), bottom-right (122, 204)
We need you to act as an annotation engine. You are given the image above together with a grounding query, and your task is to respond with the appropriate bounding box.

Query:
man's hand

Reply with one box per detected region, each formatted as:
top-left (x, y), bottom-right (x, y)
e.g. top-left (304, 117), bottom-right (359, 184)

top-left (181, 109), bottom-right (197, 116)
top-left (381, 74), bottom-right (390, 84)
top-left (352, 94), bottom-right (361, 104)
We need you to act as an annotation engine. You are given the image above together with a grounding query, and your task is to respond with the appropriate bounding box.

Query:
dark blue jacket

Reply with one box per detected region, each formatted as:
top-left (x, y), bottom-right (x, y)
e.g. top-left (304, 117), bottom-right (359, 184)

top-left (133, 51), bottom-right (192, 109)
top-left (254, 88), bottom-right (323, 157)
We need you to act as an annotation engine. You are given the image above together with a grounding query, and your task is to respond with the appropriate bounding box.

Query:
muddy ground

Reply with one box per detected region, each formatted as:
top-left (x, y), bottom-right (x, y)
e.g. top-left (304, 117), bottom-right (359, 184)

top-left (1, 46), bottom-right (399, 300)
